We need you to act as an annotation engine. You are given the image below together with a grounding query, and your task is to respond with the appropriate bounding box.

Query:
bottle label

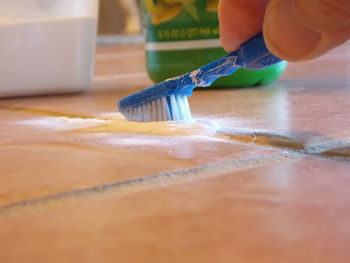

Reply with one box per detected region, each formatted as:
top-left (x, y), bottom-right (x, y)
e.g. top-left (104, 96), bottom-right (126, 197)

top-left (142, 0), bottom-right (220, 49)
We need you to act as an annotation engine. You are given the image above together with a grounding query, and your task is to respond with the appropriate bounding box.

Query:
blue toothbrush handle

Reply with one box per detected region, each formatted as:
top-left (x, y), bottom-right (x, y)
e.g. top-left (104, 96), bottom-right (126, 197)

top-left (190, 33), bottom-right (282, 87)
top-left (236, 33), bottom-right (282, 69)
top-left (118, 33), bottom-right (283, 112)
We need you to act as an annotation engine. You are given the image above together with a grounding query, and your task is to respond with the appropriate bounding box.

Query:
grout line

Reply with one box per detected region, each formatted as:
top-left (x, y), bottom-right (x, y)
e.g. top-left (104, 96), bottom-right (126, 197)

top-left (218, 129), bottom-right (350, 160)
top-left (304, 138), bottom-right (350, 154)
top-left (218, 130), bottom-right (305, 151)
top-left (0, 105), bottom-right (93, 119)
top-left (0, 106), bottom-right (349, 214)
top-left (0, 151), bottom-right (298, 215)
top-left (0, 133), bottom-right (348, 215)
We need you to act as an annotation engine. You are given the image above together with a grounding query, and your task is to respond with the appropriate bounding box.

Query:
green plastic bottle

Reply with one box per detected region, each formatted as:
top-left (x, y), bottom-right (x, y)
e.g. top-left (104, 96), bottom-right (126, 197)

top-left (141, 0), bottom-right (287, 87)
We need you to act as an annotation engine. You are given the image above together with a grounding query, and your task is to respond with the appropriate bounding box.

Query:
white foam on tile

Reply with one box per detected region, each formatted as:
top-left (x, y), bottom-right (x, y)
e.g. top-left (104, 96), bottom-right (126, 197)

top-left (18, 113), bottom-right (224, 146)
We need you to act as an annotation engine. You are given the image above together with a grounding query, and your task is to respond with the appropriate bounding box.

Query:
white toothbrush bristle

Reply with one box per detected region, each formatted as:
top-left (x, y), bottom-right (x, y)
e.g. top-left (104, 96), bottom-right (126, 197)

top-left (122, 95), bottom-right (192, 122)
top-left (170, 95), bottom-right (180, 121)
top-left (142, 104), bottom-right (147, 122)
top-left (176, 95), bottom-right (185, 120)
top-left (151, 100), bottom-right (156, 121)
top-left (162, 97), bottom-right (171, 121)
top-left (136, 108), bottom-right (139, 121)
top-left (136, 106), bottom-right (141, 122)
top-left (156, 98), bottom-right (162, 121)
top-left (145, 103), bottom-right (151, 122)
top-left (183, 96), bottom-right (192, 120)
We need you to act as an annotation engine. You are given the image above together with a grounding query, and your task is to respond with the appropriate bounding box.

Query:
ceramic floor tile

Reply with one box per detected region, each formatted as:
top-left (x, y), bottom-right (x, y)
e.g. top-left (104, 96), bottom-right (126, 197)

top-left (190, 45), bottom-right (350, 149)
top-left (0, 44), bottom-right (349, 208)
top-left (0, 108), bottom-right (280, 206)
top-left (1, 156), bottom-right (349, 263)
top-left (1, 45), bottom-right (348, 151)
top-left (191, 76), bottom-right (350, 148)
top-left (1, 37), bottom-right (348, 263)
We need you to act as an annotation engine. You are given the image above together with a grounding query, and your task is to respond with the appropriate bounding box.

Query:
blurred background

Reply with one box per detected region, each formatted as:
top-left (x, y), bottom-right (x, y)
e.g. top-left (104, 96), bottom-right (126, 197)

top-left (97, 0), bottom-right (142, 44)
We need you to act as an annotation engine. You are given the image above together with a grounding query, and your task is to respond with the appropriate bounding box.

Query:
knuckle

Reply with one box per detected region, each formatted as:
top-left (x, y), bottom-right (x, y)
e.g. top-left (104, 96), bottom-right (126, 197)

top-left (295, 0), bottom-right (350, 30)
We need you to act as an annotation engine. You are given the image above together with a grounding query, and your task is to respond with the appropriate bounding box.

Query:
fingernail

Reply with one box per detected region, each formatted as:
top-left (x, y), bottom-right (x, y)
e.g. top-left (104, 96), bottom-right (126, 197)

top-left (264, 0), bottom-right (322, 61)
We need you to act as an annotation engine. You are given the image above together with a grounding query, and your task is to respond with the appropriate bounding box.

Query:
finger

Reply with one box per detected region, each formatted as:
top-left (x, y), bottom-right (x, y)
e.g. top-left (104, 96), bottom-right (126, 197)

top-left (219, 0), bottom-right (269, 52)
top-left (264, 0), bottom-right (350, 61)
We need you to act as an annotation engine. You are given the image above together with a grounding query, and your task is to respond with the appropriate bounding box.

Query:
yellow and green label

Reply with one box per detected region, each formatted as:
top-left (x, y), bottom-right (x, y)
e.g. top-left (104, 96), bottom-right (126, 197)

top-left (142, 0), bottom-right (287, 87)
top-left (143, 0), bottom-right (220, 46)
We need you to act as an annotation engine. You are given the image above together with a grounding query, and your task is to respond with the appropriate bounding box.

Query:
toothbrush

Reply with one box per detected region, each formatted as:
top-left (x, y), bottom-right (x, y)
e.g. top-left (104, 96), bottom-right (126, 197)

top-left (118, 33), bottom-right (282, 122)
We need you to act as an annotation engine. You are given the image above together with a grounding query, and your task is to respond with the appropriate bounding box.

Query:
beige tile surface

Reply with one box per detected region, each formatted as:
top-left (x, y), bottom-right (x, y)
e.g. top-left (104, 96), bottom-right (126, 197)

top-left (1, 156), bottom-right (350, 263)
top-left (0, 106), bottom-right (280, 206)
top-left (0, 43), bottom-right (349, 262)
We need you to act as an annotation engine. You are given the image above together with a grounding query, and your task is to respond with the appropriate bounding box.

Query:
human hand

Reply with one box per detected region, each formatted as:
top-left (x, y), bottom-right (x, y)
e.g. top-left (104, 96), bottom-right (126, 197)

top-left (218, 0), bottom-right (350, 61)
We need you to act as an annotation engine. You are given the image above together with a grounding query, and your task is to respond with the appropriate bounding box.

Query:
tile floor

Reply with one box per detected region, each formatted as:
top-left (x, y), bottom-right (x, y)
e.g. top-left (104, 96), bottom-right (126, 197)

top-left (0, 43), bottom-right (349, 262)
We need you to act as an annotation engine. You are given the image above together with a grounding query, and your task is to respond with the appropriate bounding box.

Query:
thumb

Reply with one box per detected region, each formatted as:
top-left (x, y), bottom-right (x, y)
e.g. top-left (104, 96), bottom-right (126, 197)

top-left (263, 0), bottom-right (350, 61)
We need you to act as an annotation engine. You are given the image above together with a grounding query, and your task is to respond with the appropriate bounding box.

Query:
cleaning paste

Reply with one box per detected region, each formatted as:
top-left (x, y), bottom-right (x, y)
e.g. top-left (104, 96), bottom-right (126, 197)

top-left (20, 113), bottom-right (219, 137)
